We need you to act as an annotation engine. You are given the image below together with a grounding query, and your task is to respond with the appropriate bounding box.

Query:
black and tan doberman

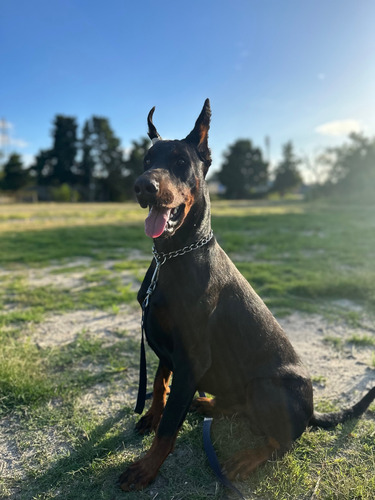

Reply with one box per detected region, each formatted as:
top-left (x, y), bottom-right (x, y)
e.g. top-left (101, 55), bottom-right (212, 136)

top-left (119, 99), bottom-right (375, 491)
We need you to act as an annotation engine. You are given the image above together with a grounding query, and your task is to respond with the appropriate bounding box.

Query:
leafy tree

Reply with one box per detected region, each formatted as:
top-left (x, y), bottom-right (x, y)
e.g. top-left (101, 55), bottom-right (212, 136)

top-left (218, 139), bottom-right (268, 199)
top-left (0, 153), bottom-right (30, 191)
top-left (124, 137), bottom-right (150, 198)
top-left (50, 115), bottom-right (78, 185)
top-left (30, 116), bottom-right (78, 187)
top-left (79, 121), bottom-right (97, 200)
top-left (0, 152), bottom-right (4, 184)
top-left (80, 117), bottom-right (126, 201)
top-left (30, 149), bottom-right (54, 185)
top-left (51, 183), bottom-right (79, 202)
top-left (272, 141), bottom-right (302, 196)
top-left (320, 133), bottom-right (375, 201)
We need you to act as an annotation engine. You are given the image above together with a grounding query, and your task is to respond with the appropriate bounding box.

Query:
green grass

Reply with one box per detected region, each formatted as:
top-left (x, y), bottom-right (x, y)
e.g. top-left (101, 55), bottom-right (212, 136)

top-left (0, 200), bottom-right (375, 499)
top-left (347, 334), bottom-right (375, 347)
top-left (323, 335), bottom-right (344, 350)
top-left (311, 375), bottom-right (327, 386)
top-left (323, 334), bottom-right (375, 351)
top-left (0, 334), bottom-right (55, 410)
top-left (213, 201), bottom-right (375, 314)
top-left (0, 284), bottom-right (137, 329)
top-left (210, 416), bottom-right (375, 499)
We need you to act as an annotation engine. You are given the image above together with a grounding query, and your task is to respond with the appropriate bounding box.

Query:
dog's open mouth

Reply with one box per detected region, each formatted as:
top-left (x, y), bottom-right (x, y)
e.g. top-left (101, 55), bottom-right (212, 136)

top-left (144, 204), bottom-right (185, 238)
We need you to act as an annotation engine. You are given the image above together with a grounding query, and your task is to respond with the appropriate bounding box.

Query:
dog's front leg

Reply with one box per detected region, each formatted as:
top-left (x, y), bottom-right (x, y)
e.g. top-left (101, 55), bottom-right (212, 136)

top-left (135, 362), bottom-right (172, 435)
top-left (119, 368), bottom-right (196, 491)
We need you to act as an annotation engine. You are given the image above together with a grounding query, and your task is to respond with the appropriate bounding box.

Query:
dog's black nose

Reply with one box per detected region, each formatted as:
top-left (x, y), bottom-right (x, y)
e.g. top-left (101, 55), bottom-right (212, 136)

top-left (134, 177), bottom-right (159, 196)
top-left (134, 176), bottom-right (159, 206)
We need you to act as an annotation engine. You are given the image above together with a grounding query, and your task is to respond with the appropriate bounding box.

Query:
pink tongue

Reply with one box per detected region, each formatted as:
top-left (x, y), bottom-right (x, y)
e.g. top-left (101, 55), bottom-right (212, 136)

top-left (145, 206), bottom-right (171, 238)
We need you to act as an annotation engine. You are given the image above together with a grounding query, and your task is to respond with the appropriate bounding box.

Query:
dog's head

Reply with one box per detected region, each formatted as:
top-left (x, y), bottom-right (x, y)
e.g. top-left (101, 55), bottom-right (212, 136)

top-left (134, 99), bottom-right (211, 239)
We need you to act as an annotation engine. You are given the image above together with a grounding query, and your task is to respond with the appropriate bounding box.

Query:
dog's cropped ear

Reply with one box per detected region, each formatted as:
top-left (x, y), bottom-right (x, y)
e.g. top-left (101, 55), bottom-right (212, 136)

top-left (147, 107), bottom-right (162, 144)
top-left (184, 99), bottom-right (212, 173)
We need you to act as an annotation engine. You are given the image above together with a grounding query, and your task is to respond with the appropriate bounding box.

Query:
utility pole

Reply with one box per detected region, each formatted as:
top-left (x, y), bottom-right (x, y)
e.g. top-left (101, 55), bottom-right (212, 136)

top-left (0, 118), bottom-right (10, 159)
top-left (264, 135), bottom-right (271, 165)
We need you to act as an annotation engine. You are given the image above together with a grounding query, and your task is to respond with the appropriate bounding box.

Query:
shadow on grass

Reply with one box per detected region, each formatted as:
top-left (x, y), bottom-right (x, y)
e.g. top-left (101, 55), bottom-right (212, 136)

top-left (19, 408), bottom-right (212, 500)
top-left (19, 407), bottom-right (138, 500)
top-left (12, 333), bottom-right (162, 499)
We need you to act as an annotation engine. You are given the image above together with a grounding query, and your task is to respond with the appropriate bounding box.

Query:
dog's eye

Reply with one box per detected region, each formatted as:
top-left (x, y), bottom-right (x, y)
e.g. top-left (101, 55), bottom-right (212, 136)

top-left (144, 158), bottom-right (151, 168)
top-left (177, 158), bottom-right (186, 167)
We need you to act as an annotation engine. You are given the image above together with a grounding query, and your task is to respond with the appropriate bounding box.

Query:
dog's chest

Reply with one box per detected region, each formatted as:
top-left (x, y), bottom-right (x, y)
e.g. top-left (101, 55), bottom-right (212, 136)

top-left (148, 292), bottom-right (174, 334)
top-left (143, 290), bottom-right (176, 362)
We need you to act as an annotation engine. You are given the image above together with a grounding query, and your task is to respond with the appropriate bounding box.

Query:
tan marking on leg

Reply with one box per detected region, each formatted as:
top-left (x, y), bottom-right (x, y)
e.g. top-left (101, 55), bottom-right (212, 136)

top-left (224, 438), bottom-right (281, 481)
top-left (135, 366), bottom-right (172, 435)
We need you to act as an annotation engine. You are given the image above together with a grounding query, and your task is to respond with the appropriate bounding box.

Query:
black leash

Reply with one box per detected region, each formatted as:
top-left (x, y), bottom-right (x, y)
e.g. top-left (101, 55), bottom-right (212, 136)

top-left (134, 302), bottom-right (149, 414)
top-left (134, 230), bottom-right (245, 498)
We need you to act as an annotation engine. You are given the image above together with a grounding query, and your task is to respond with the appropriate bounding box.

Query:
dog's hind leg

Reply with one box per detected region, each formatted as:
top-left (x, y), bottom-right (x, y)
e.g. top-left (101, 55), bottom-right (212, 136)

top-left (223, 377), bottom-right (313, 480)
top-left (223, 437), bottom-right (280, 480)
top-left (135, 363), bottom-right (172, 435)
top-left (190, 396), bottom-right (217, 417)
top-left (190, 396), bottom-right (238, 417)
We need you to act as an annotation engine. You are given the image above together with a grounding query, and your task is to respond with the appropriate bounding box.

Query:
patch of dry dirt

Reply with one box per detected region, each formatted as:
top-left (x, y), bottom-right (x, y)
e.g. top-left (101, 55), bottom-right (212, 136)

top-left (0, 257), bottom-right (145, 292)
top-left (0, 418), bottom-right (23, 480)
top-left (279, 313), bottom-right (375, 404)
top-left (32, 307), bottom-right (140, 349)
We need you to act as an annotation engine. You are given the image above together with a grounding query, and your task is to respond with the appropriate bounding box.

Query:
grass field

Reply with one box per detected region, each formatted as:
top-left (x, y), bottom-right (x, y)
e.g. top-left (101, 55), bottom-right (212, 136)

top-left (0, 200), bottom-right (374, 499)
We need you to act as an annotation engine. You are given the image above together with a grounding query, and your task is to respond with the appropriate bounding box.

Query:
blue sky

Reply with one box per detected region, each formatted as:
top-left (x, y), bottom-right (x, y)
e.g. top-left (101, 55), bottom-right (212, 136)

top-left (1, 0), bottom-right (374, 179)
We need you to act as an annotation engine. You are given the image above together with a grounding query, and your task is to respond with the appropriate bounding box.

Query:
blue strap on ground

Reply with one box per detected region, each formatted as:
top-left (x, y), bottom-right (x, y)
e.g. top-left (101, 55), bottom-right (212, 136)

top-left (198, 393), bottom-right (246, 500)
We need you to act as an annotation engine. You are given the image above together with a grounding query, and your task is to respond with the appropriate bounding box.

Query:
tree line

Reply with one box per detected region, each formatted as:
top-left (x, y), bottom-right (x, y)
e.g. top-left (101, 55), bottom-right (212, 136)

top-left (0, 113), bottom-right (374, 202)
top-left (217, 139), bottom-right (302, 198)
top-left (0, 115), bottom-right (149, 201)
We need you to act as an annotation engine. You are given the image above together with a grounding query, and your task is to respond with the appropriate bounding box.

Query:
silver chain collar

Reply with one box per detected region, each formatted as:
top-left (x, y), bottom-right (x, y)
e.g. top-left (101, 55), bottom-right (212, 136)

top-left (152, 229), bottom-right (214, 263)
top-left (142, 230), bottom-right (214, 310)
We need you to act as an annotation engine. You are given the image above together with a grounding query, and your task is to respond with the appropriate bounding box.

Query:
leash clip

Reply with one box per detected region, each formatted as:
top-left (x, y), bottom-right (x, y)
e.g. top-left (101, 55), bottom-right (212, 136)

top-left (142, 255), bottom-right (164, 310)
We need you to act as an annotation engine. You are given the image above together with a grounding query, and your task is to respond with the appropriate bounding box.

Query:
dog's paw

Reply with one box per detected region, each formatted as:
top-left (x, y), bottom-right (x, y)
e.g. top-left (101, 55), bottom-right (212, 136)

top-left (135, 412), bottom-right (161, 435)
top-left (119, 460), bottom-right (156, 491)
